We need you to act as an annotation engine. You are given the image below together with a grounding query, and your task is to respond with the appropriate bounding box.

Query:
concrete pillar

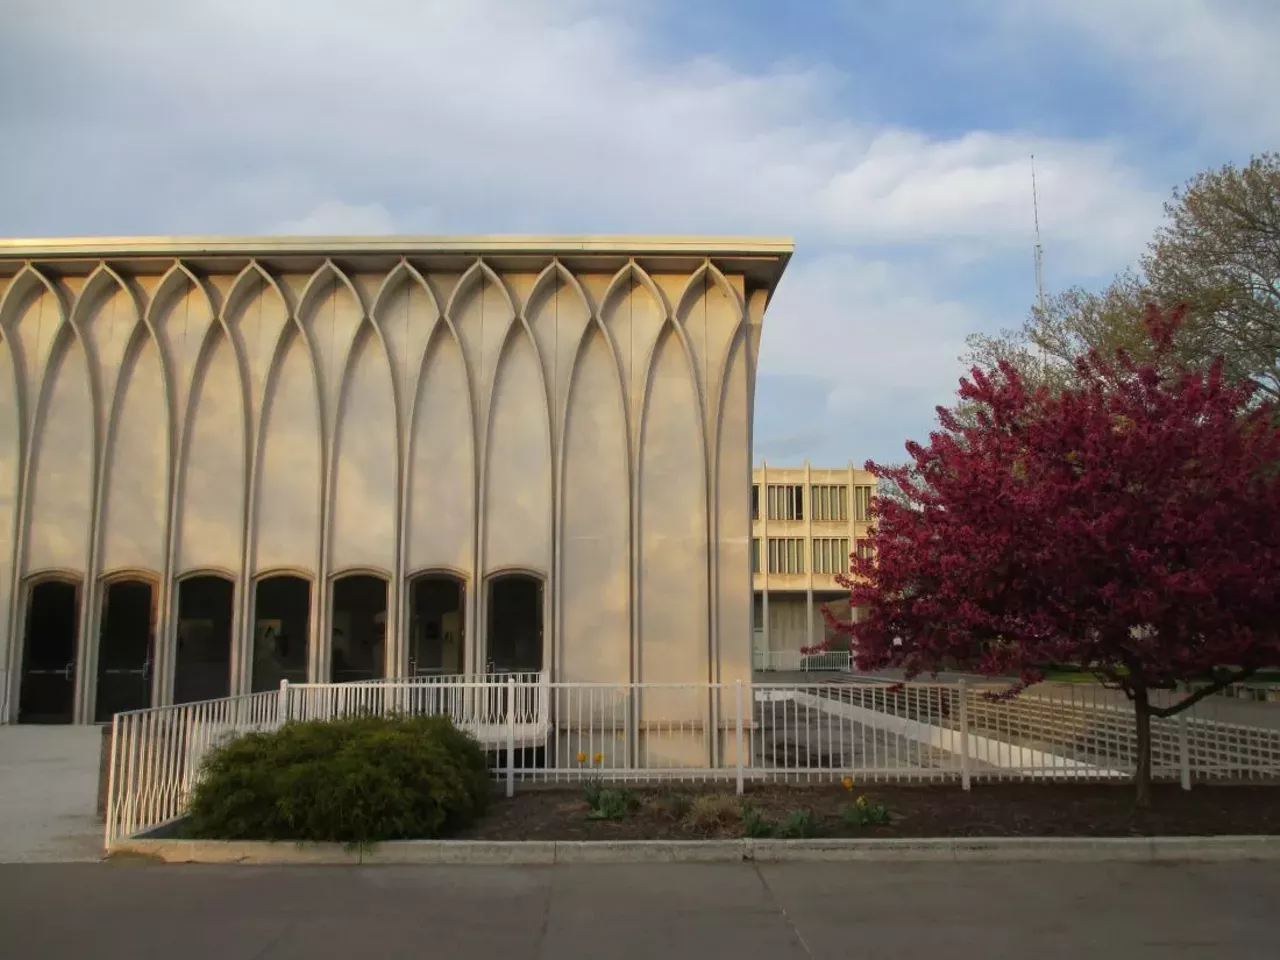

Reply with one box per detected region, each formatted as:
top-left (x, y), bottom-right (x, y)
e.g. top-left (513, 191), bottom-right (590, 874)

top-left (803, 459), bottom-right (813, 649)
top-left (760, 460), bottom-right (769, 656)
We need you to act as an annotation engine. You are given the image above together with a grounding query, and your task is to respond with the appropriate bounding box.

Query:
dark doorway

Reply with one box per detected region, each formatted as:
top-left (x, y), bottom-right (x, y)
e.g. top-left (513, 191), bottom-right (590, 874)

top-left (94, 579), bottom-right (155, 722)
top-left (330, 574), bottom-right (387, 682)
top-left (174, 576), bottom-right (235, 704)
top-left (409, 575), bottom-right (465, 676)
top-left (18, 579), bottom-right (81, 724)
top-left (486, 574), bottom-right (543, 673)
top-left (251, 575), bottom-right (310, 692)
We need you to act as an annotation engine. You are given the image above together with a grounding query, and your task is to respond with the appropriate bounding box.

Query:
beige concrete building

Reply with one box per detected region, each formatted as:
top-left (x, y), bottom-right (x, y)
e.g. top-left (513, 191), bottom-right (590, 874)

top-left (0, 235), bottom-right (791, 724)
top-left (752, 462), bottom-right (875, 665)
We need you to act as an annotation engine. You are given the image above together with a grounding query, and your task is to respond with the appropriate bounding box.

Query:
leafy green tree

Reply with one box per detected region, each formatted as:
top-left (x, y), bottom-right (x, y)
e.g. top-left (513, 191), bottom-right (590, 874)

top-left (964, 154), bottom-right (1280, 400)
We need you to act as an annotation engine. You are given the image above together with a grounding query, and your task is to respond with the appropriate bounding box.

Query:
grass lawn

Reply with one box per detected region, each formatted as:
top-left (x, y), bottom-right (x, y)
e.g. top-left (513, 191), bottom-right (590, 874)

top-left (1041, 668), bottom-right (1280, 686)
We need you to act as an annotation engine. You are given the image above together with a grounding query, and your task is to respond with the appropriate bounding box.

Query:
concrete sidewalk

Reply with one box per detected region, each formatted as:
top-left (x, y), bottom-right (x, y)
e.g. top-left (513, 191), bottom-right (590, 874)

top-left (2, 860), bottom-right (1277, 958)
top-left (0, 726), bottom-right (103, 863)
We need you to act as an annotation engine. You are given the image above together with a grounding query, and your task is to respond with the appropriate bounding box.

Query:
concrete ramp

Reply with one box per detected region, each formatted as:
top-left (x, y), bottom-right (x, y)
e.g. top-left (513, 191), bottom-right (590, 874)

top-left (0, 725), bottom-right (104, 862)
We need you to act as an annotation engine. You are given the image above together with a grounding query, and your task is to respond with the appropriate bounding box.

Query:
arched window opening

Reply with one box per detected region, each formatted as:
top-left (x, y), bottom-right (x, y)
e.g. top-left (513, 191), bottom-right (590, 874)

top-left (174, 575), bottom-right (234, 704)
top-left (18, 579), bottom-right (81, 724)
top-left (486, 574), bottom-right (543, 674)
top-left (252, 575), bottom-right (311, 692)
top-left (94, 578), bottom-right (156, 722)
top-left (330, 574), bottom-right (387, 682)
top-left (408, 574), bottom-right (465, 677)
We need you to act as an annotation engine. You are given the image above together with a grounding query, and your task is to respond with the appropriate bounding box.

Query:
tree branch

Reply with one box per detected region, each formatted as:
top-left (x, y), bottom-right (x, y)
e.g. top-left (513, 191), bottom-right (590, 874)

top-left (1148, 668), bottom-right (1258, 719)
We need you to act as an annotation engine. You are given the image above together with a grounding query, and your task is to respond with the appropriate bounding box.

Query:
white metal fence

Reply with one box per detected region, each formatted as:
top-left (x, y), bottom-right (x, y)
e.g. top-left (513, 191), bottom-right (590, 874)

top-left (753, 650), bottom-right (853, 672)
top-left (105, 690), bottom-right (281, 847)
top-left (105, 676), bottom-right (1280, 848)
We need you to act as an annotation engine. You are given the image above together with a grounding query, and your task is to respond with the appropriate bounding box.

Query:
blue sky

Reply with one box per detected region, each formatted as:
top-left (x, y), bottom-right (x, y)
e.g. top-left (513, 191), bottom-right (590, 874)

top-left (2, 0), bottom-right (1277, 466)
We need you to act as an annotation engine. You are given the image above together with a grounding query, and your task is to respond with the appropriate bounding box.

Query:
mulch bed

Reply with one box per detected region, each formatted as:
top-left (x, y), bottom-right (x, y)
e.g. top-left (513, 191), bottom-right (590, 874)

top-left (457, 782), bottom-right (1280, 841)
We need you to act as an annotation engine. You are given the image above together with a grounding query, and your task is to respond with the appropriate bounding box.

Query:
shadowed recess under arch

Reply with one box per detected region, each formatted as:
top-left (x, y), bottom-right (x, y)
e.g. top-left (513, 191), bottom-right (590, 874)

top-left (638, 324), bottom-right (708, 702)
top-left (253, 325), bottom-right (322, 574)
top-left (98, 326), bottom-right (169, 573)
top-left (526, 260), bottom-right (594, 453)
top-left (148, 261), bottom-right (219, 426)
top-left (371, 260), bottom-right (442, 433)
top-left (406, 324), bottom-right (475, 574)
top-left (482, 324), bottom-right (551, 575)
top-left (559, 323), bottom-right (630, 683)
top-left (600, 262), bottom-right (667, 453)
top-left (24, 325), bottom-right (94, 573)
top-left (176, 325), bottom-right (246, 575)
top-left (329, 321), bottom-right (397, 571)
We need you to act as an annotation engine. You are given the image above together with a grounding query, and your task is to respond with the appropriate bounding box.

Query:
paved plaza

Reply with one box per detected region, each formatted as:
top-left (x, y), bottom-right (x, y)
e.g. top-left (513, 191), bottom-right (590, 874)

top-left (0, 725), bottom-right (102, 863)
top-left (1, 860), bottom-right (1276, 958)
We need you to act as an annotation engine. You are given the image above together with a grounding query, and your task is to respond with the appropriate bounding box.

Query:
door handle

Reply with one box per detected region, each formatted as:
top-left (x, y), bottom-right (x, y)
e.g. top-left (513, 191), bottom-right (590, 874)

top-left (62, 661), bottom-right (75, 682)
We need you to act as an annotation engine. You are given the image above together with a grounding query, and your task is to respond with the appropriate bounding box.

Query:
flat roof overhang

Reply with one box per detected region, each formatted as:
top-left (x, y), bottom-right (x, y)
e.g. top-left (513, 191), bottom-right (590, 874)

top-left (0, 234), bottom-right (794, 293)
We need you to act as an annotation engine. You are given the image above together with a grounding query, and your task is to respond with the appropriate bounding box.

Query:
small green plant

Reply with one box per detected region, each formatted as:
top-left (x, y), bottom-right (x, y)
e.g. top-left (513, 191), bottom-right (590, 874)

top-left (682, 793), bottom-right (741, 832)
top-left (741, 802), bottom-right (775, 838)
top-left (585, 788), bottom-right (639, 821)
top-left (577, 751), bottom-right (606, 808)
top-left (777, 809), bottom-right (821, 839)
top-left (841, 795), bottom-right (892, 828)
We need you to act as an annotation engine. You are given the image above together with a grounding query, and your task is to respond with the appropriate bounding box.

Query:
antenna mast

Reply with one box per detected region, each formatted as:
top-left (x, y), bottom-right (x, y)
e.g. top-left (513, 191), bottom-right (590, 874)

top-left (1031, 154), bottom-right (1048, 374)
top-left (1031, 153), bottom-right (1047, 318)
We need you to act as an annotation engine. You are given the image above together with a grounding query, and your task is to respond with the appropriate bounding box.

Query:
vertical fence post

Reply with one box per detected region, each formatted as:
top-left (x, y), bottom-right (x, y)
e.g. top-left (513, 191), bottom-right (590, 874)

top-left (958, 678), bottom-right (971, 791)
top-left (735, 680), bottom-right (745, 796)
top-left (277, 678), bottom-right (290, 725)
top-left (103, 715), bottom-right (120, 850)
top-left (506, 675), bottom-right (516, 799)
top-left (1179, 710), bottom-right (1192, 791)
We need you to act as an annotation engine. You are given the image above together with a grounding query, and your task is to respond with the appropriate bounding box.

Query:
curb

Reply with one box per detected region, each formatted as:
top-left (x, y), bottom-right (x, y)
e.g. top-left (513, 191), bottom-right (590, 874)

top-left (106, 835), bottom-right (1280, 865)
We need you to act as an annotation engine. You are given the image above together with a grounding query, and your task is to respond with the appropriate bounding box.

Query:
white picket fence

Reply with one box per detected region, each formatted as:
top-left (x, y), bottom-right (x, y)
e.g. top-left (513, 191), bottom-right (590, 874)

top-left (104, 675), bottom-right (1280, 849)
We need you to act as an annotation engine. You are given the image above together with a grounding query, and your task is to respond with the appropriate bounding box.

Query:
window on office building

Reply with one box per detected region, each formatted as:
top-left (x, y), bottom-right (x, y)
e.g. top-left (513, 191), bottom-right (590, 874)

top-left (751, 538), bottom-right (761, 574)
top-left (767, 484), bottom-right (804, 521)
top-left (811, 484), bottom-right (849, 521)
top-left (752, 484), bottom-right (760, 521)
top-left (853, 485), bottom-right (874, 522)
top-left (812, 537), bottom-right (851, 574)
top-left (767, 537), bottom-right (805, 574)
top-left (855, 539), bottom-right (875, 560)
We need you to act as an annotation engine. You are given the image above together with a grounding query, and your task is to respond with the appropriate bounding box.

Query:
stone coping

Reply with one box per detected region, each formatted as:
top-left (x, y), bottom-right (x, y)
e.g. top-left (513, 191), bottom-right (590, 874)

top-left (106, 835), bottom-right (1280, 865)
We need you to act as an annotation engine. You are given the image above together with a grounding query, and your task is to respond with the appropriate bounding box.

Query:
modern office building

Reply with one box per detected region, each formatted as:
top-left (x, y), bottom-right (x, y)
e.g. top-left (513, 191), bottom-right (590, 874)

top-left (0, 235), bottom-right (791, 724)
top-left (752, 462), bottom-right (875, 666)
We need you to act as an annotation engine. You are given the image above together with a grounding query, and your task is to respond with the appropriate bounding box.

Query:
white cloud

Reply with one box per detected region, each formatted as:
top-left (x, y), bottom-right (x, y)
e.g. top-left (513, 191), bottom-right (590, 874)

top-left (0, 0), bottom-right (1189, 462)
top-left (762, 253), bottom-right (979, 420)
top-left (1, 0), bottom-right (1159, 265)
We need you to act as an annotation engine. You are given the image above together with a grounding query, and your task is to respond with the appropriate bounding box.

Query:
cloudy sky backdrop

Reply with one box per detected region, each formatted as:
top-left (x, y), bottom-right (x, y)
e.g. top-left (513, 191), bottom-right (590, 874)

top-left (3, 0), bottom-right (1277, 465)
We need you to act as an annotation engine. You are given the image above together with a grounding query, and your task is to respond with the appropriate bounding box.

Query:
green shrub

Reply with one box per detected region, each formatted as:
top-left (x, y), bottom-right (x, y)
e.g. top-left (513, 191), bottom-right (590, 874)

top-left (777, 809), bottom-right (821, 839)
top-left (741, 803), bottom-right (775, 838)
top-left (585, 788), bottom-right (639, 821)
top-left (184, 714), bottom-right (490, 844)
top-left (841, 795), bottom-right (892, 828)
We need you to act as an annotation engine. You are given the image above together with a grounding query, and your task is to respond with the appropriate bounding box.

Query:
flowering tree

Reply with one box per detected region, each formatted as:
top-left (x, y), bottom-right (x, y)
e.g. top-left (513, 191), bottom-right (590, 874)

top-left (828, 307), bottom-right (1280, 806)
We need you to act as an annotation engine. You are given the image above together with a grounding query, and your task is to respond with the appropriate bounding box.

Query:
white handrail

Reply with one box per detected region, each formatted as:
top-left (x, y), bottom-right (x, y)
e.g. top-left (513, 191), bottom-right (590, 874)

top-left (104, 675), bottom-right (1280, 850)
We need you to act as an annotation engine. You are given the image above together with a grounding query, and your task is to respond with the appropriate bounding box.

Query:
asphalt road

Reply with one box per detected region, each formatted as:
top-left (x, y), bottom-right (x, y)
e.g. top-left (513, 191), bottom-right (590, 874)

top-left (2, 860), bottom-right (1277, 959)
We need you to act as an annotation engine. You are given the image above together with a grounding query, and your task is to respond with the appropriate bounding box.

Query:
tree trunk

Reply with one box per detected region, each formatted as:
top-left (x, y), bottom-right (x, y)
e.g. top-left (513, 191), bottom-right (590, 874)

top-left (1132, 686), bottom-right (1153, 809)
